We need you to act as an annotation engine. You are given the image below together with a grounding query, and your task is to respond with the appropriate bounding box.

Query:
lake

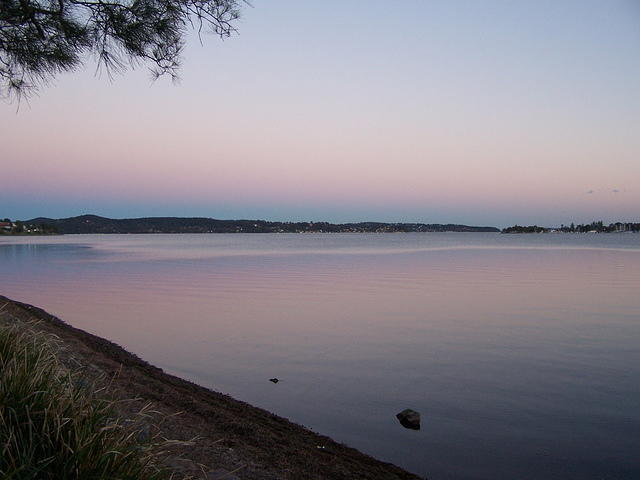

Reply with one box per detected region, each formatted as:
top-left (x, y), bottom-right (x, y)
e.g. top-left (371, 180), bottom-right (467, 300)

top-left (1, 233), bottom-right (639, 479)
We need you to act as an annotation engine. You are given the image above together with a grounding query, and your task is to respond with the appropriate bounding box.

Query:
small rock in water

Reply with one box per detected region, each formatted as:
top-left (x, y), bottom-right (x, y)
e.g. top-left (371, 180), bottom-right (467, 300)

top-left (396, 408), bottom-right (420, 430)
top-left (269, 378), bottom-right (279, 383)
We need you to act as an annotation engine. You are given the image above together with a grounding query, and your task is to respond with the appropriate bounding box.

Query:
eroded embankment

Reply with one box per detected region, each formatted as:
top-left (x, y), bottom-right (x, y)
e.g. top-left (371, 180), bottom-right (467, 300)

top-left (0, 295), bottom-right (421, 480)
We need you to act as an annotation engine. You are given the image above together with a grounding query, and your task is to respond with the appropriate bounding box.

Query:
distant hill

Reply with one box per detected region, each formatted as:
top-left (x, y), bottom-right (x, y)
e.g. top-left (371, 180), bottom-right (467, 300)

top-left (25, 215), bottom-right (500, 234)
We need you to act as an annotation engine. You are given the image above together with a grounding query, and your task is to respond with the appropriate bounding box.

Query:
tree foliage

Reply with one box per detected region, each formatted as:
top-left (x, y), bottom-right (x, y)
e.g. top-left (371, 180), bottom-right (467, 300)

top-left (0, 0), bottom-right (242, 98)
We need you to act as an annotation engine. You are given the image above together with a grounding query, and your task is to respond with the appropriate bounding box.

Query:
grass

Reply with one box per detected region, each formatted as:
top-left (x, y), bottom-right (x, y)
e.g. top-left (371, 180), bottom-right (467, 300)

top-left (0, 323), bottom-right (174, 480)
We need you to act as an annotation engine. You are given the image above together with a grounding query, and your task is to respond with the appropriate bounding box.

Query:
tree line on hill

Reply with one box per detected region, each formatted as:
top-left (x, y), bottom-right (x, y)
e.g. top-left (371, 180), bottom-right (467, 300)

top-left (502, 221), bottom-right (640, 234)
top-left (22, 215), bottom-right (500, 234)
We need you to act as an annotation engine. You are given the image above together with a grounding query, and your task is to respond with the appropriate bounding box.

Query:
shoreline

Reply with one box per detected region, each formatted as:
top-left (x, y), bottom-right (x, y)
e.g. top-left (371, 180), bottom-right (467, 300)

top-left (0, 295), bottom-right (422, 480)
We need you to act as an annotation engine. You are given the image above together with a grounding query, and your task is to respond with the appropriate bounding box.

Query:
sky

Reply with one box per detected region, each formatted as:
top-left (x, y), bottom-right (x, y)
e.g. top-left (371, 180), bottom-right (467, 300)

top-left (1, 0), bottom-right (639, 227)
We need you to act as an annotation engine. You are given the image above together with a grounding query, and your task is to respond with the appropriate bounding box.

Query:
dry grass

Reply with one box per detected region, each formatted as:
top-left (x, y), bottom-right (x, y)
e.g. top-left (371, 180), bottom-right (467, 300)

top-left (0, 323), bottom-right (178, 480)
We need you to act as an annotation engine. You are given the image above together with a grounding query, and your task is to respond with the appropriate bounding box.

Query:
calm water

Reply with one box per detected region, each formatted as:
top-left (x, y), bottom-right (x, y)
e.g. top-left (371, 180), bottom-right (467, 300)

top-left (1, 233), bottom-right (639, 479)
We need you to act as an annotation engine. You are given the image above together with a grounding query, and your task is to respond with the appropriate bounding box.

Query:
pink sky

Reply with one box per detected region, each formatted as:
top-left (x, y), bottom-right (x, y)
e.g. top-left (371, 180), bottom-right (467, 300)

top-left (1, 1), bottom-right (639, 226)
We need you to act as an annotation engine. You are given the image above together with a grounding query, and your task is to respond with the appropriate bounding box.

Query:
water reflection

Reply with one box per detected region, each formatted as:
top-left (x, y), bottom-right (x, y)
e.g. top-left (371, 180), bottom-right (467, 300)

top-left (1, 234), bottom-right (639, 479)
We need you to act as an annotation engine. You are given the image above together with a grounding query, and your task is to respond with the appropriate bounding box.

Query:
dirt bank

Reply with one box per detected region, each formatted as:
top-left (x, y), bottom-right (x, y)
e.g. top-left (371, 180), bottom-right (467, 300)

top-left (0, 296), bottom-right (422, 480)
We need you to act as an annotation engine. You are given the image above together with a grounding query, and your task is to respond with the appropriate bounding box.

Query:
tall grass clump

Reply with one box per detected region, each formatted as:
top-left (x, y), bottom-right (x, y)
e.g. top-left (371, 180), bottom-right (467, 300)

top-left (0, 324), bottom-right (171, 479)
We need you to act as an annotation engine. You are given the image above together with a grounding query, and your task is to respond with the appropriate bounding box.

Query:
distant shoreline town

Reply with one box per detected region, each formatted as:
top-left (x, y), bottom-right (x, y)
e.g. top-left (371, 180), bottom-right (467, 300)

top-left (0, 219), bottom-right (58, 235)
top-left (502, 221), bottom-right (639, 234)
top-left (2, 215), bottom-right (638, 236)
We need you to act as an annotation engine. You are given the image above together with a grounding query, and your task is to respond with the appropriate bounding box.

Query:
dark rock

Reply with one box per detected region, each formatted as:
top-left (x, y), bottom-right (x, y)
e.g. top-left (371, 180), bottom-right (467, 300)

top-left (396, 409), bottom-right (420, 430)
top-left (269, 378), bottom-right (279, 383)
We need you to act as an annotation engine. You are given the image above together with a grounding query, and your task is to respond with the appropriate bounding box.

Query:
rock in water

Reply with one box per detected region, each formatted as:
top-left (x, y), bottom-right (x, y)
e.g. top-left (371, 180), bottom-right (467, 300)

top-left (269, 378), bottom-right (279, 383)
top-left (396, 409), bottom-right (420, 430)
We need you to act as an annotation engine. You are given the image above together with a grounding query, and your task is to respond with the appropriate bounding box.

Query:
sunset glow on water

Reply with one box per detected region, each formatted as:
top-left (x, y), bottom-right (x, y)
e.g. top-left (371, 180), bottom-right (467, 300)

top-left (3, 0), bottom-right (640, 478)
top-left (2, 233), bottom-right (639, 479)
